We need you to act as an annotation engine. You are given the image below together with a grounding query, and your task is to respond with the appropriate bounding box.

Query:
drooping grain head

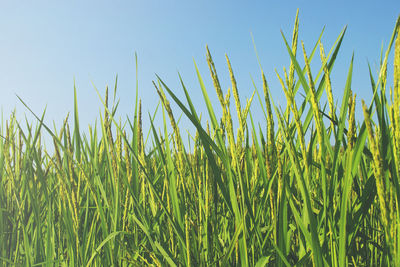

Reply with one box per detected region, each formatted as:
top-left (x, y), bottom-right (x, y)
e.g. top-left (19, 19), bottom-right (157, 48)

top-left (206, 46), bottom-right (225, 108)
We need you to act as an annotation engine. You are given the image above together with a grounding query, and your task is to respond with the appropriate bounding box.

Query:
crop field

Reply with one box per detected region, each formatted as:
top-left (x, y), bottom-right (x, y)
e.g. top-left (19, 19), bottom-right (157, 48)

top-left (1, 11), bottom-right (400, 266)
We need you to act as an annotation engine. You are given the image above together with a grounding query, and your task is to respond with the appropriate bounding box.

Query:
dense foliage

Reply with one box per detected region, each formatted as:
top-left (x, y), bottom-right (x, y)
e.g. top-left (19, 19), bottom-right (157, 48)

top-left (1, 11), bottom-right (400, 266)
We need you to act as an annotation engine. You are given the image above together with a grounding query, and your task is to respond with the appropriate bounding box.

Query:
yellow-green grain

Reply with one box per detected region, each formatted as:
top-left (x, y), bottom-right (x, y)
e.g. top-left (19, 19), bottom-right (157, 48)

top-left (347, 91), bottom-right (356, 149)
top-left (277, 70), bottom-right (309, 177)
top-left (362, 100), bottom-right (388, 231)
top-left (262, 71), bottom-right (275, 158)
top-left (302, 41), bottom-right (324, 160)
top-left (288, 9), bottom-right (300, 89)
top-left (394, 25), bottom-right (400, 179)
top-left (319, 41), bottom-right (336, 131)
top-left (226, 55), bottom-right (243, 129)
top-left (185, 212), bottom-right (191, 266)
top-left (206, 46), bottom-right (225, 108)
top-left (123, 130), bottom-right (132, 231)
top-left (104, 85), bottom-right (114, 146)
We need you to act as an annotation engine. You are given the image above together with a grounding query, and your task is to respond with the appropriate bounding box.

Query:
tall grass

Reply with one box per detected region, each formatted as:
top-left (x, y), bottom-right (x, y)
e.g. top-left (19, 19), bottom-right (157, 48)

top-left (1, 11), bottom-right (400, 266)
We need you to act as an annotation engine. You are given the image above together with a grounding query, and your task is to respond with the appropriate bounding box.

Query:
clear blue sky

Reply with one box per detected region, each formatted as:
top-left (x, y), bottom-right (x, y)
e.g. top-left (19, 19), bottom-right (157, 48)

top-left (0, 1), bottom-right (399, 147)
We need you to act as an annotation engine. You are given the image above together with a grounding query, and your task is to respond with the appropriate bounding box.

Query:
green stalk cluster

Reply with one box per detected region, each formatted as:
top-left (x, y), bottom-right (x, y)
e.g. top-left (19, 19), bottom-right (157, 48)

top-left (1, 10), bottom-right (400, 267)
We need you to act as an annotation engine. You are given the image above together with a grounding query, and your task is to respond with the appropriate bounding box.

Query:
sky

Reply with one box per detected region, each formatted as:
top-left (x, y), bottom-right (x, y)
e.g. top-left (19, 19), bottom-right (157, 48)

top-left (0, 1), bottom-right (399, 148)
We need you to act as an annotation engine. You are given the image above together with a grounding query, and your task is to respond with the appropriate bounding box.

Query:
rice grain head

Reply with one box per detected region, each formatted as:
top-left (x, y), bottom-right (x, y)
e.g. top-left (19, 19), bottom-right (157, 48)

top-left (277, 69), bottom-right (309, 177)
top-left (319, 41), bottom-right (336, 131)
top-left (262, 72), bottom-right (275, 158)
top-left (394, 23), bottom-right (400, 175)
top-left (302, 41), bottom-right (324, 160)
top-left (288, 9), bottom-right (300, 89)
top-left (362, 100), bottom-right (388, 233)
top-left (347, 91), bottom-right (356, 149)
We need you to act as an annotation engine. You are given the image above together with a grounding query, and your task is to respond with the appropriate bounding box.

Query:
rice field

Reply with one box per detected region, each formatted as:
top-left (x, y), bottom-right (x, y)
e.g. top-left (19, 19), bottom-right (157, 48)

top-left (1, 11), bottom-right (400, 266)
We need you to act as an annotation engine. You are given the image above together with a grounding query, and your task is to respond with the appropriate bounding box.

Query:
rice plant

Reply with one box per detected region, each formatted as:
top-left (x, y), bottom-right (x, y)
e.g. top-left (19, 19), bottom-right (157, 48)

top-left (1, 10), bottom-right (400, 266)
